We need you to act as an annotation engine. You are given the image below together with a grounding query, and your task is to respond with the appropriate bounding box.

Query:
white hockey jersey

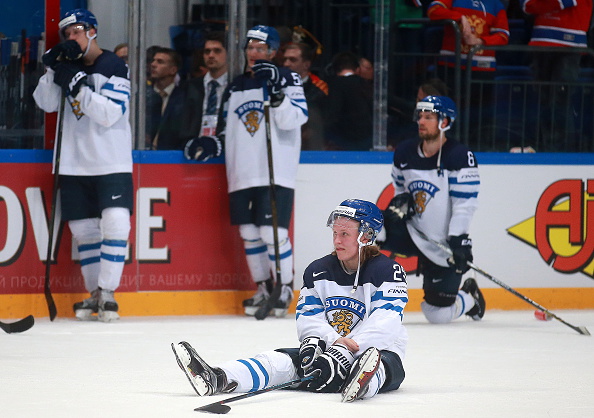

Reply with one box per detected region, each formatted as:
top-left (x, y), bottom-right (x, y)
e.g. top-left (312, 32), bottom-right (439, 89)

top-left (218, 68), bottom-right (308, 193)
top-left (297, 253), bottom-right (409, 359)
top-left (33, 50), bottom-right (132, 176)
top-left (391, 137), bottom-right (480, 266)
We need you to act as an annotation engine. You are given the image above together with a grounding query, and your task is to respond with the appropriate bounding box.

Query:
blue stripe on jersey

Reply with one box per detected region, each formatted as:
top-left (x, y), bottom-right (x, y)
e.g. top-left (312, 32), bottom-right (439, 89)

top-left (448, 178), bottom-right (480, 185)
top-left (450, 190), bottom-right (478, 198)
top-left (246, 245), bottom-right (267, 255)
top-left (109, 98), bottom-right (127, 115)
top-left (371, 291), bottom-right (407, 303)
top-left (290, 97), bottom-right (308, 117)
top-left (78, 242), bottom-right (101, 252)
top-left (80, 256), bottom-right (100, 266)
top-left (268, 248), bottom-right (292, 260)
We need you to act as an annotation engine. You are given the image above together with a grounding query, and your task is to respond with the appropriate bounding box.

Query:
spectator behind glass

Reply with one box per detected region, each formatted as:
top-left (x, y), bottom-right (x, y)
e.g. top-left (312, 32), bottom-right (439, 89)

top-left (357, 57), bottom-right (374, 80)
top-left (522, 0), bottom-right (593, 150)
top-left (146, 47), bottom-right (187, 150)
top-left (181, 31), bottom-right (229, 142)
top-left (114, 42), bottom-right (128, 63)
top-left (282, 42), bottom-right (328, 150)
top-left (325, 51), bottom-right (373, 150)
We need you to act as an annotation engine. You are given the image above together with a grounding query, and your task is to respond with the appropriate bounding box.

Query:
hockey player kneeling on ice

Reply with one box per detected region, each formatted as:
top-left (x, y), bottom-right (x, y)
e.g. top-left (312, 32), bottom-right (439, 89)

top-left (172, 199), bottom-right (407, 402)
top-left (379, 96), bottom-right (485, 324)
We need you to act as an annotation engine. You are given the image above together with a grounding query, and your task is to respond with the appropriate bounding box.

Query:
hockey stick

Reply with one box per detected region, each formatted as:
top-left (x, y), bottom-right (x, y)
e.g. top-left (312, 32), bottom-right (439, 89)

top-left (255, 83), bottom-right (283, 320)
top-left (43, 92), bottom-right (66, 321)
top-left (411, 225), bottom-right (590, 336)
top-left (0, 315), bottom-right (34, 334)
top-left (194, 375), bottom-right (314, 414)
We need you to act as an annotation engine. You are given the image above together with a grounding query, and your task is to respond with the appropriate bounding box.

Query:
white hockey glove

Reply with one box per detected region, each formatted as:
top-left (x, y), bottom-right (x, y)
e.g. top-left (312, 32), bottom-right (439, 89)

top-left (184, 136), bottom-right (222, 161)
top-left (298, 336), bottom-right (326, 377)
top-left (304, 344), bottom-right (354, 393)
top-left (252, 59), bottom-right (285, 107)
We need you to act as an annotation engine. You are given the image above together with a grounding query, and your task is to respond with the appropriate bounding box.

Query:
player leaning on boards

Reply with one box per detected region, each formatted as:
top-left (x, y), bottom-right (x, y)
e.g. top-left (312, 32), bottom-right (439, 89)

top-left (379, 96), bottom-right (485, 324)
top-left (33, 9), bottom-right (132, 322)
top-left (172, 199), bottom-right (407, 404)
top-left (184, 25), bottom-right (308, 317)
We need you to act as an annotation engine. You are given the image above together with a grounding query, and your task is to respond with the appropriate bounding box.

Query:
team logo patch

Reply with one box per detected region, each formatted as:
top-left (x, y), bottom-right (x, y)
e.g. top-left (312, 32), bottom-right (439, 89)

top-left (325, 297), bottom-right (366, 337)
top-left (68, 97), bottom-right (85, 119)
top-left (409, 180), bottom-right (440, 216)
top-left (234, 100), bottom-right (264, 137)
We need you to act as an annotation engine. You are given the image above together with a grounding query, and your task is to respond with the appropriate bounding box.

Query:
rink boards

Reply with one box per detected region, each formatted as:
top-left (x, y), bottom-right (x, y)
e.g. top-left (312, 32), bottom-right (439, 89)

top-left (1, 150), bottom-right (593, 318)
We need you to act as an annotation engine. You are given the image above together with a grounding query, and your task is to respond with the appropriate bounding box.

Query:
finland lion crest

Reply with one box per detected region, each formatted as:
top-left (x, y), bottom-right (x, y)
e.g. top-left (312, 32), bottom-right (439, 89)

top-left (325, 296), bottom-right (366, 336)
top-left (408, 180), bottom-right (440, 216)
top-left (234, 100), bottom-right (264, 137)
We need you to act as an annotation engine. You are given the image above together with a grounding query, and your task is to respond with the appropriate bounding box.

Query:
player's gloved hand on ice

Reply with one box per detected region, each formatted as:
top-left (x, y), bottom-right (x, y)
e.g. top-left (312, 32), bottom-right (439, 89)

top-left (303, 343), bottom-right (354, 393)
top-left (53, 62), bottom-right (88, 97)
top-left (447, 234), bottom-right (473, 274)
top-left (387, 193), bottom-right (416, 221)
top-left (184, 136), bottom-right (222, 161)
top-left (42, 40), bottom-right (84, 69)
top-left (298, 336), bottom-right (326, 377)
top-left (252, 59), bottom-right (284, 107)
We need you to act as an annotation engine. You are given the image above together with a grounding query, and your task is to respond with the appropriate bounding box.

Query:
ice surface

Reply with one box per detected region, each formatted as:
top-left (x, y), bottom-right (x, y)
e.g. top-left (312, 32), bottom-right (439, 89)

top-left (2, 310), bottom-right (593, 418)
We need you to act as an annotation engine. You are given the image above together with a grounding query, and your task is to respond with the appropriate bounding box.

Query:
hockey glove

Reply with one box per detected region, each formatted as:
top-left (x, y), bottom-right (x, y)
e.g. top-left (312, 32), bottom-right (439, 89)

top-left (387, 193), bottom-right (416, 221)
top-left (447, 234), bottom-right (473, 274)
top-left (252, 59), bottom-right (285, 107)
top-left (53, 62), bottom-right (88, 98)
top-left (304, 344), bottom-right (354, 393)
top-left (184, 136), bottom-right (222, 161)
top-left (298, 336), bottom-right (326, 378)
top-left (42, 40), bottom-right (83, 69)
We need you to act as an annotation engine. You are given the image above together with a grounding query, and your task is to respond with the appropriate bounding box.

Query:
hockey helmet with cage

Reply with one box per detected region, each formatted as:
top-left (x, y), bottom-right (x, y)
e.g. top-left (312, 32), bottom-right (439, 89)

top-left (327, 199), bottom-right (384, 245)
top-left (245, 25), bottom-right (280, 51)
top-left (59, 9), bottom-right (98, 38)
top-left (414, 95), bottom-right (457, 128)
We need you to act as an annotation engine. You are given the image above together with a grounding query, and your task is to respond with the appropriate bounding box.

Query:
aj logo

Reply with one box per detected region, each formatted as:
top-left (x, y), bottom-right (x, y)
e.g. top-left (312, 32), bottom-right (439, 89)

top-left (508, 179), bottom-right (594, 277)
top-left (234, 100), bottom-right (264, 137)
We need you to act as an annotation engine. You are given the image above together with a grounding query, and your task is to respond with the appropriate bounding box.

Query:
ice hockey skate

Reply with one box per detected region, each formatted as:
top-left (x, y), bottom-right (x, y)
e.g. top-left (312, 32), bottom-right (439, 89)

top-left (98, 288), bottom-right (120, 322)
top-left (341, 347), bottom-right (381, 403)
top-left (461, 278), bottom-right (485, 320)
top-left (243, 279), bottom-right (272, 316)
top-left (171, 341), bottom-right (237, 396)
top-left (273, 284), bottom-right (294, 318)
top-left (73, 289), bottom-right (100, 321)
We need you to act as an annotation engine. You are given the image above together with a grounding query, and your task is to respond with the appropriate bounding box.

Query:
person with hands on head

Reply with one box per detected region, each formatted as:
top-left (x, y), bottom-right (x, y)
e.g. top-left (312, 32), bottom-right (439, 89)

top-left (379, 96), bottom-right (484, 325)
top-left (185, 25), bottom-right (307, 318)
top-left (33, 8), bottom-right (132, 323)
top-left (172, 199), bottom-right (407, 402)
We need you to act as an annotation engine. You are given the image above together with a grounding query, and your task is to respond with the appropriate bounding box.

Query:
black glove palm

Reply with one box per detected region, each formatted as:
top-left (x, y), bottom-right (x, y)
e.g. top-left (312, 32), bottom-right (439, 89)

top-left (184, 136), bottom-right (222, 161)
top-left (448, 234), bottom-right (473, 274)
top-left (42, 40), bottom-right (83, 69)
top-left (53, 62), bottom-right (88, 97)
top-left (387, 193), bottom-right (416, 221)
top-left (303, 344), bottom-right (354, 393)
top-left (252, 59), bottom-right (284, 107)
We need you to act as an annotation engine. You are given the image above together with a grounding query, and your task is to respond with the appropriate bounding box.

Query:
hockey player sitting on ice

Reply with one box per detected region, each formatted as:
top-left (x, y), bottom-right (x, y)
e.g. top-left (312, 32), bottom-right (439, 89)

top-left (172, 199), bottom-right (407, 402)
top-left (379, 95), bottom-right (485, 324)
top-left (184, 25), bottom-right (307, 318)
top-left (33, 9), bottom-right (132, 322)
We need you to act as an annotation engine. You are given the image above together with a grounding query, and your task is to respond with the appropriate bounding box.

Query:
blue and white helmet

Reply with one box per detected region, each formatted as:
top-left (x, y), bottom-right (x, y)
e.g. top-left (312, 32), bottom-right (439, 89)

top-left (414, 95), bottom-right (457, 129)
top-left (245, 25), bottom-right (280, 51)
top-left (59, 9), bottom-right (98, 38)
top-left (327, 199), bottom-right (383, 245)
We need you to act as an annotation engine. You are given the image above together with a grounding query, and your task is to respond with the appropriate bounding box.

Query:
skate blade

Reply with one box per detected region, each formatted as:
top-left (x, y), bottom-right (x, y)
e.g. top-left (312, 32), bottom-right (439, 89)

top-left (171, 343), bottom-right (210, 396)
top-left (274, 308), bottom-right (289, 318)
top-left (75, 309), bottom-right (98, 321)
top-left (341, 348), bottom-right (381, 403)
top-left (244, 306), bottom-right (258, 316)
top-left (98, 310), bottom-right (120, 322)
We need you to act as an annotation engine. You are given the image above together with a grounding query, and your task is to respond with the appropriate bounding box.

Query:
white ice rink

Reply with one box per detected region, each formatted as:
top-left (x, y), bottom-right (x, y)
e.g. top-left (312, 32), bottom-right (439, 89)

top-left (2, 310), bottom-right (594, 418)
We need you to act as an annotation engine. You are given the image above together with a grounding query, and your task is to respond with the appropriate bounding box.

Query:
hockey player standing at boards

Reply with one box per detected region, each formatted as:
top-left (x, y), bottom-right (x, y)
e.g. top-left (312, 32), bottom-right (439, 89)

top-left (33, 9), bottom-right (132, 322)
top-left (379, 96), bottom-right (485, 324)
top-left (172, 199), bottom-right (407, 402)
top-left (184, 25), bottom-right (308, 318)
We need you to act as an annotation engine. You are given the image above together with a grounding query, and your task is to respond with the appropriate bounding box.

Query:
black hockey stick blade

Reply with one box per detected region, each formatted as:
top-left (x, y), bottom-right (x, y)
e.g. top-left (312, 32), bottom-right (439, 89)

top-left (0, 315), bottom-right (34, 334)
top-left (254, 281), bottom-right (282, 320)
top-left (194, 375), bottom-right (313, 414)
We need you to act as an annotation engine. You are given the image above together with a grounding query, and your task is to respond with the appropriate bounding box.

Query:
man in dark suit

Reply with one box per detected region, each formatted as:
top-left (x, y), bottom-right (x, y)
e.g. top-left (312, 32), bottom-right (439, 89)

top-left (146, 47), bottom-right (186, 150)
top-left (181, 31), bottom-right (228, 142)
